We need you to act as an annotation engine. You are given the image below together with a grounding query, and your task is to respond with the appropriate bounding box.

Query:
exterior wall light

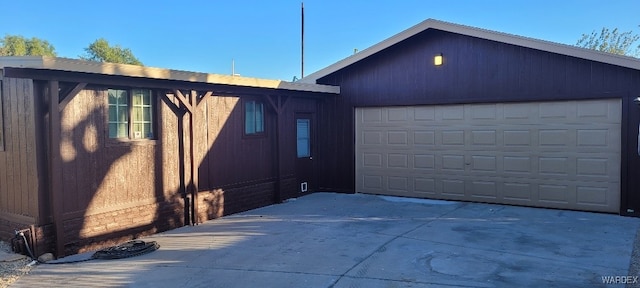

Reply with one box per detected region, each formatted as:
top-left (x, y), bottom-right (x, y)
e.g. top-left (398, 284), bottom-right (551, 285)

top-left (434, 53), bottom-right (443, 66)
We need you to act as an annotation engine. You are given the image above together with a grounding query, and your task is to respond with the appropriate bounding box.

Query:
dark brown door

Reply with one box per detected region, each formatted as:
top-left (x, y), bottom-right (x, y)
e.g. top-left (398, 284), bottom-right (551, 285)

top-left (295, 113), bottom-right (315, 193)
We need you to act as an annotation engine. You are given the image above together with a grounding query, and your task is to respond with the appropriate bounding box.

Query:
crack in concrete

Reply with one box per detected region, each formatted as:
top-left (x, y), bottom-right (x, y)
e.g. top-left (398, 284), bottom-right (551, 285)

top-left (327, 203), bottom-right (468, 288)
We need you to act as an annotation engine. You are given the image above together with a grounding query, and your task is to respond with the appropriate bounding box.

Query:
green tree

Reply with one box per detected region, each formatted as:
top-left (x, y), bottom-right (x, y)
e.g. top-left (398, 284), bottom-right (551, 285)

top-left (576, 27), bottom-right (640, 56)
top-left (80, 38), bottom-right (142, 65)
top-left (0, 35), bottom-right (56, 56)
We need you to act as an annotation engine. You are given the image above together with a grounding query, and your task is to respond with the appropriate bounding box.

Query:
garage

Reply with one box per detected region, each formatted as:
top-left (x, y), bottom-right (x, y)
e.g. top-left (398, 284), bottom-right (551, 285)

top-left (355, 99), bottom-right (621, 213)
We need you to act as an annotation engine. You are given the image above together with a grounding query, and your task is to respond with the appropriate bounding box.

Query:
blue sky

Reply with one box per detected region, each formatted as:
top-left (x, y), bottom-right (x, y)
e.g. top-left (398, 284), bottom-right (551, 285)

top-left (1, 0), bottom-right (639, 80)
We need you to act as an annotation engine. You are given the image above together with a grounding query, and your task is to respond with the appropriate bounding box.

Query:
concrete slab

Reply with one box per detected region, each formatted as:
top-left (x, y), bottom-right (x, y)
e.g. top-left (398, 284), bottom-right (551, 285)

top-left (10, 193), bottom-right (640, 287)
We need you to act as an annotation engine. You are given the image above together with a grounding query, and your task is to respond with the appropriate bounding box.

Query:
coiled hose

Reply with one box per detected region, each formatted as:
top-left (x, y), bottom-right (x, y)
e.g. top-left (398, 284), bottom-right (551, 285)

top-left (16, 231), bottom-right (159, 264)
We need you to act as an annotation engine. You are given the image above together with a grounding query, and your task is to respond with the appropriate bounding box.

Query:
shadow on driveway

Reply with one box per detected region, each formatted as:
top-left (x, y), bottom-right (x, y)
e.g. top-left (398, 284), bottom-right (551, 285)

top-left (11, 193), bottom-right (640, 287)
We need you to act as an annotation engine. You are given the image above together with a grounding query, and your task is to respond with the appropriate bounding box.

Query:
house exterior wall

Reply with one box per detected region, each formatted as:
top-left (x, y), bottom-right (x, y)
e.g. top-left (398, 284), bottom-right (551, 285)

top-left (316, 29), bottom-right (640, 215)
top-left (43, 86), bottom-right (183, 254)
top-left (0, 77), bottom-right (42, 242)
top-left (0, 67), bottom-right (328, 255)
top-left (195, 95), bottom-right (320, 221)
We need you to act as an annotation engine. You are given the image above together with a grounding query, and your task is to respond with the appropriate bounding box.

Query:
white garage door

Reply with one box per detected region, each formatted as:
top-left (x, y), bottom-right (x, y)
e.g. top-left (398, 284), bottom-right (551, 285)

top-left (355, 99), bottom-right (621, 213)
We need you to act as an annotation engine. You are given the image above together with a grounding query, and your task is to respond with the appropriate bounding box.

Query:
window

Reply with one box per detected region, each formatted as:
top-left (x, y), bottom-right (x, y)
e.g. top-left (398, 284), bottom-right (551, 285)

top-left (244, 100), bottom-right (264, 135)
top-left (108, 88), bottom-right (155, 140)
top-left (296, 119), bottom-right (310, 157)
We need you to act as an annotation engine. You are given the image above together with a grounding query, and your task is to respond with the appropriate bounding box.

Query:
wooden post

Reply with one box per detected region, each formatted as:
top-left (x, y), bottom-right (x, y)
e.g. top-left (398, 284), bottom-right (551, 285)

top-left (48, 80), bottom-right (65, 258)
top-left (266, 95), bottom-right (289, 203)
top-left (162, 93), bottom-right (190, 225)
top-left (189, 90), bottom-right (199, 224)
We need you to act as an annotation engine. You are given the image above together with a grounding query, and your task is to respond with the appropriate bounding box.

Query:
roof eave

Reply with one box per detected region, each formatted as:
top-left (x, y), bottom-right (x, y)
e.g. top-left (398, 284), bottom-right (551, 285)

top-left (0, 56), bottom-right (340, 94)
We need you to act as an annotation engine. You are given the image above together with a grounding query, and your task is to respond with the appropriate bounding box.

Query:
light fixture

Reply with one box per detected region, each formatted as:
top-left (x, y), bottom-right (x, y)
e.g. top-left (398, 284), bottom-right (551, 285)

top-left (434, 53), bottom-right (443, 66)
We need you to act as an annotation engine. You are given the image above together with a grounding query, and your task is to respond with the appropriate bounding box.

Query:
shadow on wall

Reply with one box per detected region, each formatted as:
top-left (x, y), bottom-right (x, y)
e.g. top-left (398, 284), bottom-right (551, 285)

top-left (52, 88), bottom-right (184, 256)
top-left (196, 95), bottom-right (278, 222)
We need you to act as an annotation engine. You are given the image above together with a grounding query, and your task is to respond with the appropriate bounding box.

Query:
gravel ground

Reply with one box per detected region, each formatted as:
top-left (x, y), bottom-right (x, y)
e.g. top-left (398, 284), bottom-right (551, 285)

top-left (0, 241), bottom-right (32, 288)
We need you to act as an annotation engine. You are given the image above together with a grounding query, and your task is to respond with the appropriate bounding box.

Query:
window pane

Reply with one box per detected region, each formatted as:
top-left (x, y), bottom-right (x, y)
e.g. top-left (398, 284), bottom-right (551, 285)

top-left (297, 119), bottom-right (310, 157)
top-left (133, 106), bottom-right (142, 122)
top-left (143, 107), bottom-right (151, 121)
top-left (108, 105), bottom-right (117, 121)
top-left (118, 108), bottom-right (128, 122)
top-left (245, 101), bottom-right (255, 134)
top-left (117, 123), bottom-right (128, 138)
top-left (108, 90), bottom-right (117, 104)
top-left (255, 103), bottom-right (264, 133)
top-left (144, 124), bottom-right (152, 138)
top-left (118, 90), bottom-right (128, 104)
top-left (109, 123), bottom-right (118, 138)
top-left (142, 90), bottom-right (151, 105)
top-left (132, 93), bottom-right (142, 106)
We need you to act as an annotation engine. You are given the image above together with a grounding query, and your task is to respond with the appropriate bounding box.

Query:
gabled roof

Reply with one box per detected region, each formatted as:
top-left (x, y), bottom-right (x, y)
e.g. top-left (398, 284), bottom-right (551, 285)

top-left (299, 18), bottom-right (640, 84)
top-left (0, 56), bottom-right (340, 94)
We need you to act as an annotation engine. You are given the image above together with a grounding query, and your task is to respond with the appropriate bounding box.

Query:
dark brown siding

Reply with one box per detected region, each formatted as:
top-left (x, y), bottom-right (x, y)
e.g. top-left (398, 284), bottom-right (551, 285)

top-left (316, 29), bottom-right (640, 215)
top-left (0, 77), bottom-right (39, 240)
top-left (196, 95), bottom-right (320, 220)
top-left (1, 66), bottom-right (332, 254)
top-left (51, 86), bottom-right (184, 254)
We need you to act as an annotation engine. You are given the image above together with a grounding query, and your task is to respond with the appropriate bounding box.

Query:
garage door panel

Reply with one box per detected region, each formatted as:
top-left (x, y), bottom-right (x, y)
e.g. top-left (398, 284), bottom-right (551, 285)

top-left (504, 103), bottom-right (536, 120)
top-left (502, 182), bottom-right (533, 201)
top-left (414, 106), bottom-right (436, 121)
top-left (576, 100), bottom-right (620, 122)
top-left (503, 156), bottom-right (532, 173)
top-left (414, 131), bottom-right (436, 145)
top-left (471, 156), bottom-right (497, 171)
top-left (441, 155), bottom-right (465, 170)
top-left (539, 129), bottom-right (572, 146)
top-left (441, 180), bottom-right (465, 196)
top-left (471, 130), bottom-right (497, 145)
top-left (356, 99), bottom-right (621, 213)
top-left (414, 178), bottom-right (436, 194)
top-left (414, 154), bottom-right (436, 169)
top-left (440, 106), bottom-right (464, 120)
top-left (538, 184), bottom-right (572, 204)
top-left (387, 107), bottom-right (409, 121)
top-left (468, 181), bottom-right (498, 199)
top-left (441, 130), bottom-right (465, 145)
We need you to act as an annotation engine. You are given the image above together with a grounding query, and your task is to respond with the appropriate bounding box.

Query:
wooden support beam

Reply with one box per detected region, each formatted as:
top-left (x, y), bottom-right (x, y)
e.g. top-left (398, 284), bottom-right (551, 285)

top-left (266, 95), bottom-right (290, 114)
top-left (59, 83), bottom-right (87, 112)
top-left (272, 95), bottom-right (288, 203)
top-left (48, 80), bottom-right (65, 258)
top-left (174, 89), bottom-right (193, 113)
top-left (265, 95), bottom-right (279, 114)
top-left (162, 93), bottom-right (186, 116)
top-left (189, 90), bottom-right (199, 224)
top-left (279, 95), bottom-right (290, 112)
top-left (197, 91), bottom-right (212, 107)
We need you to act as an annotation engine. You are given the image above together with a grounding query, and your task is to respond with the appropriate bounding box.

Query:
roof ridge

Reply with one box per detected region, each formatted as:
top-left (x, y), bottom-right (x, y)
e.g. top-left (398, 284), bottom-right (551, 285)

top-left (299, 18), bottom-right (640, 84)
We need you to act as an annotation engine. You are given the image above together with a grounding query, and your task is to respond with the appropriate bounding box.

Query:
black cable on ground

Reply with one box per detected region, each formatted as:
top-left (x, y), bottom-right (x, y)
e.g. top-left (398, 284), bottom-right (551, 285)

top-left (15, 232), bottom-right (159, 265)
top-left (91, 240), bottom-right (160, 260)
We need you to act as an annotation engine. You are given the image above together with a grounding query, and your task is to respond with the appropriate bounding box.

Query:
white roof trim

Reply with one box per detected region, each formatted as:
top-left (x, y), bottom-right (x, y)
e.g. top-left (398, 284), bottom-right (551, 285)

top-left (300, 18), bottom-right (640, 84)
top-left (0, 56), bottom-right (340, 94)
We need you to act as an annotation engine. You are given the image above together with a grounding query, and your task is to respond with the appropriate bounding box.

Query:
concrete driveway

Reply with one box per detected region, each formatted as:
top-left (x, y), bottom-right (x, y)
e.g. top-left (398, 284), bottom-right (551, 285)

top-left (11, 193), bottom-right (640, 287)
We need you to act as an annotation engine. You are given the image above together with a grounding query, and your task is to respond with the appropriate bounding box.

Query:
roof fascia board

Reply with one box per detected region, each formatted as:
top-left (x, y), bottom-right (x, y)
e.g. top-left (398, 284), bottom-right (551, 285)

top-left (0, 56), bottom-right (339, 94)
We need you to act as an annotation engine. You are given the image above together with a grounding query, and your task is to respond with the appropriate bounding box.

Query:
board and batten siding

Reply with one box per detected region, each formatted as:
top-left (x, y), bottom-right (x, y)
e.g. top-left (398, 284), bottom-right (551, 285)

top-left (197, 95), bottom-right (320, 217)
top-left (0, 77), bottom-right (40, 239)
top-left (54, 87), bottom-right (184, 254)
top-left (317, 29), bottom-right (640, 215)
